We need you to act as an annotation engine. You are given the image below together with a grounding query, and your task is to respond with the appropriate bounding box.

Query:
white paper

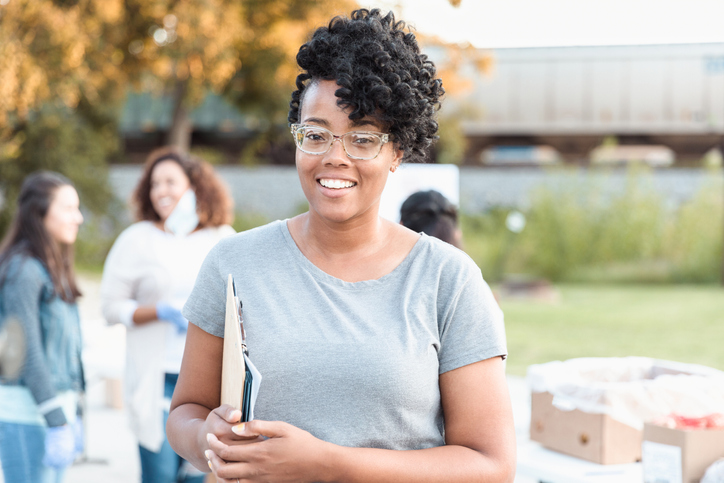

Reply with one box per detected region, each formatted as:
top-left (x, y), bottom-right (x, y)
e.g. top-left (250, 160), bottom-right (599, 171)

top-left (243, 352), bottom-right (262, 421)
top-left (642, 440), bottom-right (683, 483)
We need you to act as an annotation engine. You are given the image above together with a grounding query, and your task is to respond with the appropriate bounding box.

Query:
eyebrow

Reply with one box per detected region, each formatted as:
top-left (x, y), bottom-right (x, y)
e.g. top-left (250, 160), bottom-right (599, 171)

top-left (302, 117), bottom-right (330, 127)
top-left (302, 117), bottom-right (383, 131)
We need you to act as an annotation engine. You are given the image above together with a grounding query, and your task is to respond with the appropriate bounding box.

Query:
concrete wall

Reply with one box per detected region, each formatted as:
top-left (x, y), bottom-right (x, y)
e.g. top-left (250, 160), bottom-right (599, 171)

top-left (109, 165), bottom-right (722, 220)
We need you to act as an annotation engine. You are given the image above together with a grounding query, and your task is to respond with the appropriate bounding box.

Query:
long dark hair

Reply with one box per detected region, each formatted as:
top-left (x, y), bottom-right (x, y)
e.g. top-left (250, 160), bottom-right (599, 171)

top-left (0, 171), bottom-right (82, 302)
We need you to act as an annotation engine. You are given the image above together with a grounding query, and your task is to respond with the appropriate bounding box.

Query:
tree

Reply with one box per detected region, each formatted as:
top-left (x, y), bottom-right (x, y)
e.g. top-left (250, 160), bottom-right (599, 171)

top-left (0, 0), bottom-right (355, 236)
top-left (0, 0), bottom-right (356, 153)
top-left (0, 0), bottom-right (128, 139)
top-left (1, 0), bottom-right (476, 166)
top-left (120, 0), bottom-right (357, 151)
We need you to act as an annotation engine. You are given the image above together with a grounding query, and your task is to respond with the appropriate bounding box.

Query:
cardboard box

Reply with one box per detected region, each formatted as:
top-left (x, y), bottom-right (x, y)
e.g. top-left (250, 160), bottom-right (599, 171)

top-left (530, 391), bottom-right (642, 464)
top-left (643, 423), bottom-right (724, 483)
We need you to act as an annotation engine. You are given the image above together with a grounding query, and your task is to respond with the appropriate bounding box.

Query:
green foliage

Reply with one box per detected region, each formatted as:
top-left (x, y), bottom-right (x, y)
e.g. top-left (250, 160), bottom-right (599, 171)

top-left (0, 105), bottom-right (124, 268)
top-left (232, 212), bottom-right (270, 233)
top-left (0, 106), bottom-right (118, 231)
top-left (190, 146), bottom-right (226, 165)
top-left (74, 207), bottom-right (126, 271)
top-left (435, 116), bottom-right (467, 165)
top-left (518, 167), bottom-right (668, 280)
top-left (460, 209), bottom-right (509, 280)
top-left (461, 167), bottom-right (723, 284)
top-left (663, 181), bottom-right (723, 283)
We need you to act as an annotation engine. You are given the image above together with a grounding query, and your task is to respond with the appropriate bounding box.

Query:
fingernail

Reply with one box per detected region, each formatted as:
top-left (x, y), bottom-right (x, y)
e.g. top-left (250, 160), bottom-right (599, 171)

top-left (204, 450), bottom-right (212, 460)
top-left (207, 460), bottom-right (213, 470)
top-left (206, 433), bottom-right (213, 443)
top-left (231, 423), bottom-right (245, 435)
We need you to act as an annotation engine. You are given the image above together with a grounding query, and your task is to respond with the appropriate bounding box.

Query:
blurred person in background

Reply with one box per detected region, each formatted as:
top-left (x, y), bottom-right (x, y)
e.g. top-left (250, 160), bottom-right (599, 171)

top-left (0, 171), bottom-right (85, 483)
top-left (400, 189), bottom-right (462, 248)
top-left (100, 147), bottom-right (234, 483)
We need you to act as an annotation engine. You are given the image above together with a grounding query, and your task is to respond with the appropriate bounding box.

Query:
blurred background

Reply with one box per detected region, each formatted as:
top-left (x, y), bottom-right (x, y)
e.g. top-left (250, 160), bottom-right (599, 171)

top-left (1, 0), bottom-right (723, 381)
top-left (3, 0), bottom-right (724, 480)
top-left (0, 0), bottom-right (724, 374)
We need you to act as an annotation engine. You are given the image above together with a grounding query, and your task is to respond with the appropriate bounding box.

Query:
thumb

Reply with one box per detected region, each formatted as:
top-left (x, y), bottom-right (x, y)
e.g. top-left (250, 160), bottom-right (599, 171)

top-left (232, 420), bottom-right (288, 439)
top-left (213, 404), bottom-right (242, 424)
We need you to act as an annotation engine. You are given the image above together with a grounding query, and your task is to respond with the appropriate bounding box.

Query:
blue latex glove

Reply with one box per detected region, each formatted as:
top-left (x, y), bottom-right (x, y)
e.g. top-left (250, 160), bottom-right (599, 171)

top-left (72, 418), bottom-right (84, 455)
top-left (156, 301), bottom-right (188, 333)
top-left (43, 425), bottom-right (76, 469)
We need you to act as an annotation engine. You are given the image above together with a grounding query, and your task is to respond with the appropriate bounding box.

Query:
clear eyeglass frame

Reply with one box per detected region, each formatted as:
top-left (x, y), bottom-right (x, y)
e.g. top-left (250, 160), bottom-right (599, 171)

top-left (290, 123), bottom-right (391, 160)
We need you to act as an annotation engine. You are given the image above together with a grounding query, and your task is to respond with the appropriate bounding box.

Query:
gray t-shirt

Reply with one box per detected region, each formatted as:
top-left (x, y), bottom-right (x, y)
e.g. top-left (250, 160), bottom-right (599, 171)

top-left (183, 220), bottom-right (506, 450)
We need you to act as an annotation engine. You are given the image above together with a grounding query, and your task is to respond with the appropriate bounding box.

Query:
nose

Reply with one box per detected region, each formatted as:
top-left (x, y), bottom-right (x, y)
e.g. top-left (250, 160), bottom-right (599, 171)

top-left (324, 138), bottom-right (350, 167)
top-left (153, 184), bottom-right (167, 196)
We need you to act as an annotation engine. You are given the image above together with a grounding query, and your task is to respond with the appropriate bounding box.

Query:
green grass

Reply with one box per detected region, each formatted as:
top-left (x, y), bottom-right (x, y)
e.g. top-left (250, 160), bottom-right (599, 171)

top-left (501, 284), bottom-right (724, 376)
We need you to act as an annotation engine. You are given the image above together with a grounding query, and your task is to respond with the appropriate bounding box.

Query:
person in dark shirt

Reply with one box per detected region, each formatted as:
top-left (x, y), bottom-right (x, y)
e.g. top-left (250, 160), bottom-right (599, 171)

top-left (400, 189), bottom-right (462, 248)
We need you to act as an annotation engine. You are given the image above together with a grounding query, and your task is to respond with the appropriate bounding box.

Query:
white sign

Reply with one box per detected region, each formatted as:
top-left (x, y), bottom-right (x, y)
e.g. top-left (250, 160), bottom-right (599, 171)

top-left (379, 164), bottom-right (459, 222)
top-left (643, 440), bottom-right (683, 483)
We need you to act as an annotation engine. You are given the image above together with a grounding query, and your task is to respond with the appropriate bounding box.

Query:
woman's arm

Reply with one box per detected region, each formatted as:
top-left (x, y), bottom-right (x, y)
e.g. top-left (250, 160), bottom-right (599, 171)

top-left (100, 231), bottom-right (141, 327)
top-left (167, 322), bottom-right (252, 471)
top-left (203, 356), bottom-right (516, 483)
top-left (100, 228), bottom-right (159, 327)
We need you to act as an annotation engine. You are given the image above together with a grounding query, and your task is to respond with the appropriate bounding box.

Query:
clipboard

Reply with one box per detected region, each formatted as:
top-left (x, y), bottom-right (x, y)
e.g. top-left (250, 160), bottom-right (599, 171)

top-left (220, 274), bottom-right (249, 417)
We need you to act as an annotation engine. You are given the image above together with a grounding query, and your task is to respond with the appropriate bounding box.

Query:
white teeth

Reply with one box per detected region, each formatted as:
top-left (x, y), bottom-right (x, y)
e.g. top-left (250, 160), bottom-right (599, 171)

top-left (319, 179), bottom-right (356, 189)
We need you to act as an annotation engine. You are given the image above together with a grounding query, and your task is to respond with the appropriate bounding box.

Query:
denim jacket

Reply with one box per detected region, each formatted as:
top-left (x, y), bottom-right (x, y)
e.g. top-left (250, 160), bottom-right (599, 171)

top-left (0, 254), bottom-right (84, 427)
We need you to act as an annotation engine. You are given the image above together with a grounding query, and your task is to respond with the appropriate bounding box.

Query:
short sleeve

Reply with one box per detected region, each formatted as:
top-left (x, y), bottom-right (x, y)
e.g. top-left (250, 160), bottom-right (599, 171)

top-left (437, 267), bottom-right (507, 374)
top-left (182, 242), bottom-right (226, 338)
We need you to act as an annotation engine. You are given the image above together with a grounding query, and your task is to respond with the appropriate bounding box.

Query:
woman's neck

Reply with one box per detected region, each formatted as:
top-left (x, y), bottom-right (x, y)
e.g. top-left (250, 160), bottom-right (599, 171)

top-left (287, 210), bottom-right (418, 283)
top-left (297, 210), bottom-right (389, 255)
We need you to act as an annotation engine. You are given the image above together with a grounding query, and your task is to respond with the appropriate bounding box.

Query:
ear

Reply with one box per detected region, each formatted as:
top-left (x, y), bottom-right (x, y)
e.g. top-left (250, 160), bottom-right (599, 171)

top-left (390, 148), bottom-right (404, 172)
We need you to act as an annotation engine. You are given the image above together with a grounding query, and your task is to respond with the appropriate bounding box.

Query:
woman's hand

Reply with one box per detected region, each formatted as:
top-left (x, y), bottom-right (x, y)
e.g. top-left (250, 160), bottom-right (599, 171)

top-left (199, 404), bottom-right (263, 451)
top-left (43, 425), bottom-right (77, 469)
top-left (204, 419), bottom-right (333, 483)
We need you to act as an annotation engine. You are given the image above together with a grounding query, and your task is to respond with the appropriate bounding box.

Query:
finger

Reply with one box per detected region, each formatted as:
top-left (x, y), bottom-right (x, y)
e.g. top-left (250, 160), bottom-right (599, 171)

top-left (213, 404), bottom-right (242, 424)
top-left (206, 440), bottom-right (254, 481)
top-left (208, 449), bottom-right (254, 482)
top-left (233, 419), bottom-right (288, 439)
top-left (207, 432), bottom-right (250, 463)
top-left (205, 447), bottom-right (230, 476)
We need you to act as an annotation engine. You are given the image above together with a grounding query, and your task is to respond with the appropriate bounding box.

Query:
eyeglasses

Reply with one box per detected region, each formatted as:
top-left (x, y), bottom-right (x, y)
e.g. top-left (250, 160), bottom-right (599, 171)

top-left (290, 123), bottom-right (391, 160)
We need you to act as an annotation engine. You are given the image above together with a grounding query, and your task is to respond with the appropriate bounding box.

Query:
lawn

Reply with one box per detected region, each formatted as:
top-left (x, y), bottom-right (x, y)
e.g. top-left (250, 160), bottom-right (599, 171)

top-left (500, 284), bottom-right (724, 376)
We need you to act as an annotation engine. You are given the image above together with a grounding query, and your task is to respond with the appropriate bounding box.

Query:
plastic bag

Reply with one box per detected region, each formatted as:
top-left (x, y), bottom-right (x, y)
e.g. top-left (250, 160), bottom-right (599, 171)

top-left (701, 458), bottom-right (724, 483)
top-left (527, 357), bottom-right (724, 430)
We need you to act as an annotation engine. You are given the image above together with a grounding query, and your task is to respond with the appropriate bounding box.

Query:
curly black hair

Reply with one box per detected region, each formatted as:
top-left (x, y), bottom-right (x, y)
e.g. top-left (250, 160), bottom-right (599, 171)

top-left (288, 8), bottom-right (444, 163)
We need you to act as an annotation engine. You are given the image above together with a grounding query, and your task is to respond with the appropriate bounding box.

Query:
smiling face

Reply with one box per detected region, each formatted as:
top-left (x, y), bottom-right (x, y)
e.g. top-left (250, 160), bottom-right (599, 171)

top-left (296, 80), bottom-right (403, 226)
top-left (44, 185), bottom-right (83, 245)
top-left (149, 159), bottom-right (192, 222)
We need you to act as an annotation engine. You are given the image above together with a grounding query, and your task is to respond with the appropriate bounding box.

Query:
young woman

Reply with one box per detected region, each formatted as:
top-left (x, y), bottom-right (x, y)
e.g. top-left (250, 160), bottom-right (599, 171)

top-left (100, 148), bottom-right (235, 483)
top-left (0, 171), bottom-right (85, 483)
top-left (168, 9), bottom-right (516, 482)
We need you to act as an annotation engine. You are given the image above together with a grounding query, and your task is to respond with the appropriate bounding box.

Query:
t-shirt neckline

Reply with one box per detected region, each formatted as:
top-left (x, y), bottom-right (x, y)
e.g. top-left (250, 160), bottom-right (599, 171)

top-left (278, 219), bottom-right (426, 289)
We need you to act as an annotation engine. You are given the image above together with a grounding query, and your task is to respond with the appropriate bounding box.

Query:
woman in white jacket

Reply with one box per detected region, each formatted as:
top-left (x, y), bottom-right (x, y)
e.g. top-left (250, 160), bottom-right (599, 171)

top-left (100, 147), bottom-right (234, 483)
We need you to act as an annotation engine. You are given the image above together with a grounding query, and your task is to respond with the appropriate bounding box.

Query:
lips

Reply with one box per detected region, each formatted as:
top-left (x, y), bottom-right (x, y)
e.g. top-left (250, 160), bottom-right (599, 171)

top-left (156, 196), bottom-right (174, 208)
